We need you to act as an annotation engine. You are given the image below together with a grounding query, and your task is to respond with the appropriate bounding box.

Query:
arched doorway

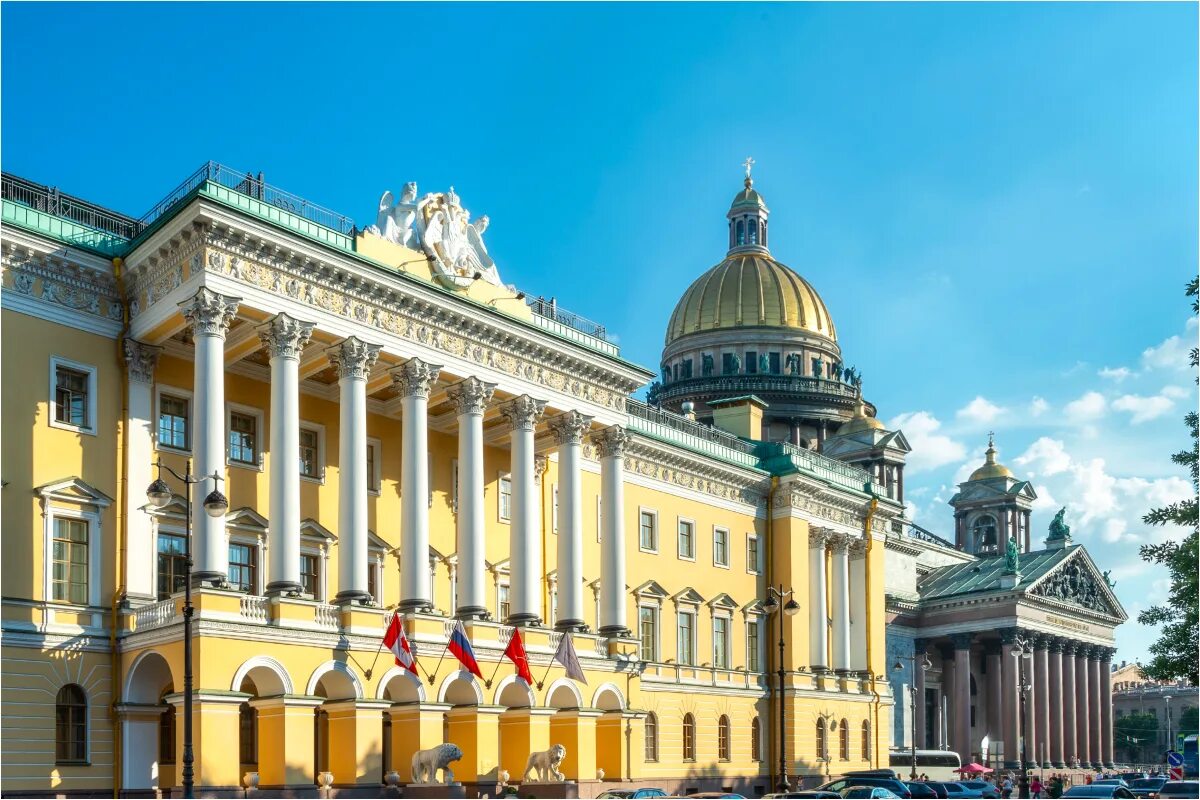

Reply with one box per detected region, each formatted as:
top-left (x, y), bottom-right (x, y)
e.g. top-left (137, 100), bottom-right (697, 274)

top-left (121, 651), bottom-right (177, 792)
top-left (308, 664), bottom-right (360, 784)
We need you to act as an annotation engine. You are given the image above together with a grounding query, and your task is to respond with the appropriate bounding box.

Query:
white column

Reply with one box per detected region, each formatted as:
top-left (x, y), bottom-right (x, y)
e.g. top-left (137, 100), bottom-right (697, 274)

top-left (593, 425), bottom-right (631, 636)
top-left (809, 529), bottom-right (829, 670)
top-left (446, 377), bottom-right (494, 619)
top-left (259, 314), bottom-right (314, 596)
top-left (499, 395), bottom-right (546, 624)
top-left (393, 358), bottom-right (441, 612)
top-left (123, 339), bottom-right (161, 603)
top-left (327, 337), bottom-right (380, 604)
top-left (549, 411), bottom-right (592, 631)
top-left (178, 287), bottom-right (240, 585)
top-left (831, 535), bottom-right (852, 673)
top-left (848, 538), bottom-right (868, 672)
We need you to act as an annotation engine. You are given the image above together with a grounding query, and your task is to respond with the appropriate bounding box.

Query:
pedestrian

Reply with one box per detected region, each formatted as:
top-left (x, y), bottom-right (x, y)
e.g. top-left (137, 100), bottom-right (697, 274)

top-left (1031, 776), bottom-right (1044, 798)
top-left (1002, 775), bottom-right (1014, 799)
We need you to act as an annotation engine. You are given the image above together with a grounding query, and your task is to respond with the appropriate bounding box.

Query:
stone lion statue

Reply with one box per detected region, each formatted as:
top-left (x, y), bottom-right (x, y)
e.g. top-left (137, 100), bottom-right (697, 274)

top-left (522, 743), bottom-right (567, 783)
top-left (410, 743), bottom-right (463, 785)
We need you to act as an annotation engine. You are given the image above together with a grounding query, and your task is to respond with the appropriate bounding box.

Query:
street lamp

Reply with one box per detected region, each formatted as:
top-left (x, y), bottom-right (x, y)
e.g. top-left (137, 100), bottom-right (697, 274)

top-left (146, 458), bottom-right (226, 799)
top-left (763, 584), bottom-right (801, 792)
top-left (1165, 695), bottom-right (1172, 756)
top-left (893, 650), bottom-right (933, 779)
top-left (1010, 634), bottom-right (1035, 799)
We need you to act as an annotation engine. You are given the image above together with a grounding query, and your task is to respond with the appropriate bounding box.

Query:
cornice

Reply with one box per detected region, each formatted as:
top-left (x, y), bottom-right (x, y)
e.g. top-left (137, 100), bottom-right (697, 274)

top-left (619, 434), bottom-right (770, 511)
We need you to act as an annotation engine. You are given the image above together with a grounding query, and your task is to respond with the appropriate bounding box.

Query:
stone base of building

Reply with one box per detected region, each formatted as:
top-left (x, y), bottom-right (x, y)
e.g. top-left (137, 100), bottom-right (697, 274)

top-left (401, 784), bottom-right (467, 799)
top-left (511, 781), bottom-right (580, 798)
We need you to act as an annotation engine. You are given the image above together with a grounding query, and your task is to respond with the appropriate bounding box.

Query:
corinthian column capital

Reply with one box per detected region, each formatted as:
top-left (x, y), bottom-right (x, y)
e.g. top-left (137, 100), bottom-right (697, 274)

top-left (500, 395), bottom-right (547, 432)
top-left (392, 357), bottom-right (442, 398)
top-left (549, 410), bottom-right (593, 446)
top-left (590, 425), bottom-right (631, 459)
top-left (446, 376), bottom-right (495, 415)
top-left (179, 286), bottom-right (240, 337)
top-left (123, 338), bottom-right (162, 384)
top-left (257, 313), bottom-right (314, 360)
top-left (326, 336), bottom-right (381, 381)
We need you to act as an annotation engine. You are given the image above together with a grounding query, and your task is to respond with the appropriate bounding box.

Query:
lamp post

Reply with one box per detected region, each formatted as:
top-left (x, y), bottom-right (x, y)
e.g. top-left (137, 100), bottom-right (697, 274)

top-left (893, 650), bottom-right (933, 779)
top-left (762, 584), bottom-right (801, 792)
top-left (146, 458), bottom-right (228, 799)
top-left (1165, 695), bottom-right (1172, 756)
top-left (1010, 634), bottom-right (1034, 799)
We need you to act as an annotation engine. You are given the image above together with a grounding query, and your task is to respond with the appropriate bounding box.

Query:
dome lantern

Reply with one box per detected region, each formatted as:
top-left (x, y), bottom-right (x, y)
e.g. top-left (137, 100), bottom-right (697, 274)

top-left (969, 432), bottom-right (1014, 482)
top-left (727, 157), bottom-right (770, 254)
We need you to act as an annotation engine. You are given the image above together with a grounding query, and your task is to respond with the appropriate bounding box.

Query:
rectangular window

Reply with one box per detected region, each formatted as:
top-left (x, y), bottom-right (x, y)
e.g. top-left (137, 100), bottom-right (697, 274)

top-left (228, 412), bottom-right (257, 465)
top-left (677, 519), bottom-right (695, 560)
top-left (51, 518), bottom-right (89, 605)
top-left (746, 350), bottom-right (758, 374)
top-left (300, 553), bottom-right (320, 599)
top-left (639, 510), bottom-right (658, 552)
top-left (367, 441), bottom-right (381, 493)
top-left (367, 564), bottom-right (378, 602)
top-left (747, 620), bottom-right (761, 672)
top-left (714, 527), bottom-right (729, 567)
top-left (769, 352), bottom-right (781, 374)
top-left (722, 353), bottom-right (738, 375)
top-left (677, 611), bottom-right (695, 665)
top-left (499, 474), bottom-right (512, 522)
top-left (157, 533), bottom-right (187, 600)
top-left (158, 394), bottom-right (189, 450)
top-left (228, 543), bottom-right (257, 593)
top-left (498, 584), bottom-right (511, 621)
top-left (639, 606), bottom-right (658, 661)
top-left (747, 534), bottom-right (761, 574)
top-left (54, 364), bottom-right (91, 428)
top-left (714, 617), bottom-right (730, 669)
top-left (682, 358), bottom-right (693, 379)
top-left (299, 427), bottom-right (321, 479)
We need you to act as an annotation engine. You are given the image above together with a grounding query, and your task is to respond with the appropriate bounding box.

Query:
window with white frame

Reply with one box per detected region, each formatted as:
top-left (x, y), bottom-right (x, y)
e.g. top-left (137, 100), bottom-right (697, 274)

top-left (713, 615), bottom-right (730, 669)
top-left (227, 407), bottom-right (261, 467)
top-left (299, 425), bottom-right (323, 480)
top-left (677, 610), bottom-right (696, 665)
top-left (746, 533), bottom-right (761, 574)
top-left (300, 553), bottom-right (321, 599)
top-left (746, 618), bottom-right (761, 672)
top-left (367, 561), bottom-right (379, 603)
top-left (157, 390), bottom-right (190, 451)
top-left (228, 542), bottom-right (258, 593)
top-left (157, 531), bottom-right (187, 600)
top-left (677, 518), bottom-right (696, 560)
top-left (51, 517), bottom-right (89, 605)
top-left (40, 484), bottom-right (105, 608)
top-left (498, 583), bottom-right (511, 621)
top-left (713, 527), bottom-right (729, 567)
top-left (638, 606), bottom-right (658, 661)
top-left (367, 439), bottom-right (382, 495)
top-left (639, 509), bottom-right (658, 553)
top-left (50, 358), bottom-right (96, 433)
top-left (498, 473), bottom-right (512, 522)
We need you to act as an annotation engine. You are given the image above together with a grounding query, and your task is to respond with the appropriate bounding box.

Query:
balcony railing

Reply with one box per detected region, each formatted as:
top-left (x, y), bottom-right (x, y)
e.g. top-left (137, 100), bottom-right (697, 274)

top-left (526, 296), bottom-right (608, 341)
top-left (1, 173), bottom-right (141, 239)
top-left (654, 373), bottom-right (861, 401)
top-left (899, 520), bottom-right (956, 550)
top-left (626, 398), bottom-right (761, 468)
top-left (771, 440), bottom-right (880, 495)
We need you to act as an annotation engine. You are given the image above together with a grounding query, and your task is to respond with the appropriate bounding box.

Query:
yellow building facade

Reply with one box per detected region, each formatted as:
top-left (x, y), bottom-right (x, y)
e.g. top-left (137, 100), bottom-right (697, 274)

top-left (0, 165), bottom-right (900, 797)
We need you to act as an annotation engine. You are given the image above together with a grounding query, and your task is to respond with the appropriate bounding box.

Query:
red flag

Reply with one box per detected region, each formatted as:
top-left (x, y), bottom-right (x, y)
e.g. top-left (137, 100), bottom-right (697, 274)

top-left (503, 628), bottom-right (534, 685)
top-left (383, 614), bottom-right (418, 675)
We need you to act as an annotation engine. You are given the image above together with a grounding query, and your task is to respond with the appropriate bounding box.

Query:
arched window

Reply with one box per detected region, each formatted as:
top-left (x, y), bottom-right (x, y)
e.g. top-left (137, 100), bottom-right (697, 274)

top-left (314, 709), bottom-right (330, 779)
top-left (158, 689), bottom-right (176, 765)
top-left (55, 684), bottom-right (87, 763)
top-left (861, 719), bottom-right (871, 761)
top-left (682, 713), bottom-right (696, 761)
top-left (972, 515), bottom-right (998, 553)
top-left (751, 716), bottom-right (762, 761)
top-left (718, 715), bottom-right (731, 761)
top-left (736, 220), bottom-right (745, 246)
top-left (816, 717), bottom-right (827, 759)
top-left (839, 718), bottom-right (850, 760)
top-left (761, 221), bottom-right (768, 247)
top-left (644, 712), bottom-right (659, 762)
top-left (748, 219), bottom-right (759, 245)
top-left (239, 702), bottom-right (257, 765)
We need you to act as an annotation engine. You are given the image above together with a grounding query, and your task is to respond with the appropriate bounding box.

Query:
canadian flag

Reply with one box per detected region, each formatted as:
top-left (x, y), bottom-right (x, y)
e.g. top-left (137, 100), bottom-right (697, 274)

top-left (383, 614), bottom-right (418, 675)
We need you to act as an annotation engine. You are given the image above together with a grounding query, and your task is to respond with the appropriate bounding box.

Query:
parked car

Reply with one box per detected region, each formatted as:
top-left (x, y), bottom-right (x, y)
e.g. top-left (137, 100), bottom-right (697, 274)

top-left (1062, 787), bottom-right (1135, 798)
top-left (957, 779), bottom-right (1000, 798)
top-left (598, 791), bottom-right (669, 799)
top-left (760, 793), bottom-right (841, 799)
top-left (1156, 782), bottom-right (1200, 799)
top-left (918, 783), bottom-right (950, 799)
top-left (1093, 779), bottom-right (1131, 789)
top-left (840, 788), bottom-right (902, 799)
top-left (820, 777), bottom-right (913, 799)
top-left (924, 783), bottom-right (976, 799)
top-left (1127, 777), bottom-right (1166, 798)
top-left (1120, 773), bottom-right (1149, 784)
top-left (902, 783), bottom-right (940, 799)
top-left (686, 794), bottom-right (746, 799)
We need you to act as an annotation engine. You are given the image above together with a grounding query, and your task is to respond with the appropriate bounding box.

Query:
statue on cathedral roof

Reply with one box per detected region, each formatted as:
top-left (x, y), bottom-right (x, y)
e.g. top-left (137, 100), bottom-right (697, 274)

top-left (1048, 507), bottom-right (1072, 541)
top-left (1003, 535), bottom-right (1020, 575)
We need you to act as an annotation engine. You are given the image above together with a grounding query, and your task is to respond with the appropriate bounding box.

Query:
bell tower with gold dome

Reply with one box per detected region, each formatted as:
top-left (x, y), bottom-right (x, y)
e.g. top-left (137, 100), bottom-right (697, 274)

top-left (948, 434), bottom-right (1038, 554)
top-left (653, 162), bottom-right (877, 450)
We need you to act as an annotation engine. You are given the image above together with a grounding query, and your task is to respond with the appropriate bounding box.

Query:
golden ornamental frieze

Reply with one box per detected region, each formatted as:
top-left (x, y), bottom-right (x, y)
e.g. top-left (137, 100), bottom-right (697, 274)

top-left (775, 484), bottom-right (866, 527)
top-left (2, 253), bottom-right (122, 322)
top-left (621, 450), bottom-right (767, 509)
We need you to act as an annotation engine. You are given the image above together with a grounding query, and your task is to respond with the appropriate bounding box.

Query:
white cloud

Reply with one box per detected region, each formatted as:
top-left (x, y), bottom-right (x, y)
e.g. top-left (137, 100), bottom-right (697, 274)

top-left (1029, 397), bottom-right (1049, 417)
top-left (1015, 437), bottom-right (1072, 476)
top-left (1112, 393), bottom-right (1175, 424)
top-left (1142, 333), bottom-right (1192, 371)
top-left (1064, 391), bottom-right (1107, 422)
top-left (1161, 385), bottom-right (1188, 399)
top-left (956, 396), bottom-right (1004, 425)
top-left (889, 411), bottom-right (967, 473)
top-left (1098, 366), bottom-right (1132, 382)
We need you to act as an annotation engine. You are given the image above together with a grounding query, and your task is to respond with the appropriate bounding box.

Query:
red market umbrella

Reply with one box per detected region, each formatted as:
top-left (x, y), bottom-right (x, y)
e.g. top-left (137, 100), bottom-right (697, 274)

top-left (956, 763), bottom-right (994, 774)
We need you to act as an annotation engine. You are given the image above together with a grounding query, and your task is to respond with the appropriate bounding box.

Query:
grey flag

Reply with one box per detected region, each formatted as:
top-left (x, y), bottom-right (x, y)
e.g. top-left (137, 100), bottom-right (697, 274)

top-left (553, 633), bottom-right (588, 684)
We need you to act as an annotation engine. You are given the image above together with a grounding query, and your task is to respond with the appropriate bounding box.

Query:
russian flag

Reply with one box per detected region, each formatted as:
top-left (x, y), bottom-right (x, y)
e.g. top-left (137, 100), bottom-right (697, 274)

top-left (448, 620), bottom-right (483, 678)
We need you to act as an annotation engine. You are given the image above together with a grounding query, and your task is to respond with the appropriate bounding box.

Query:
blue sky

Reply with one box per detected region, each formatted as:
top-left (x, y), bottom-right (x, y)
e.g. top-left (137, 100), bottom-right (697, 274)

top-left (4, 2), bottom-right (1196, 661)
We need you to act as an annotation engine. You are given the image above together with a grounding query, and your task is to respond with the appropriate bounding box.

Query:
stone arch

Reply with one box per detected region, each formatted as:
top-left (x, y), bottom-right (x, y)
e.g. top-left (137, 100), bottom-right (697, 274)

top-left (544, 678), bottom-right (583, 709)
top-left (376, 666), bottom-right (427, 703)
top-left (306, 660), bottom-right (363, 700)
top-left (124, 650), bottom-right (176, 705)
top-left (493, 674), bottom-right (535, 708)
top-left (230, 655), bottom-right (294, 697)
top-left (590, 682), bottom-right (625, 711)
top-left (121, 650), bottom-right (177, 791)
top-left (437, 669), bottom-right (483, 706)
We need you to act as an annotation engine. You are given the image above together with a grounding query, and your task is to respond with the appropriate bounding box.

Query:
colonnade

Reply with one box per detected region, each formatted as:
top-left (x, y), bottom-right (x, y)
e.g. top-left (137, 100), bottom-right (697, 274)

top-left (913, 629), bottom-right (1115, 769)
top-left (127, 289), bottom-right (634, 634)
top-left (808, 528), bottom-right (869, 673)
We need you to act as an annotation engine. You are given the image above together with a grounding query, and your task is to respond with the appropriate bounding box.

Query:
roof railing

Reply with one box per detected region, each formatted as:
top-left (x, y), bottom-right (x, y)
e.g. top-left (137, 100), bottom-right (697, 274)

top-left (526, 295), bottom-right (608, 341)
top-left (1, 172), bottom-right (142, 239)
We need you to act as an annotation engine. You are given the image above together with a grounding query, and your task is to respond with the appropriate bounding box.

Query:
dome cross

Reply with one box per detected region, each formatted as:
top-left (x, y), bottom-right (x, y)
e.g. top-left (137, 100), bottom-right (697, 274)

top-left (742, 156), bottom-right (755, 180)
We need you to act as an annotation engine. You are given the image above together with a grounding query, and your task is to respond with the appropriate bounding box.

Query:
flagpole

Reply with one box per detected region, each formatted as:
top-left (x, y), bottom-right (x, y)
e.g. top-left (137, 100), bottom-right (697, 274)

top-left (485, 651), bottom-right (506, 689)
top-left (428, 639), bottom-right (451, 685)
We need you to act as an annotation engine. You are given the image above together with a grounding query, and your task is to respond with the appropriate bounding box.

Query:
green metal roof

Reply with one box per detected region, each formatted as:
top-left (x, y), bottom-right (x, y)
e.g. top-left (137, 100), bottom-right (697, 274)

top-left (918, 545), bottom-right (1076, 600)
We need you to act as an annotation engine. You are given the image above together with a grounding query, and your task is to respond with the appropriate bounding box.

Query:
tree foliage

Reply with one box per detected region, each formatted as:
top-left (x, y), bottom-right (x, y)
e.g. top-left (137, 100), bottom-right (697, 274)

top-left (1115, 712), bottom-right (1161, 762)
top-left (1179, 705), bottom-right (1199, 738)
top-left (1137, 277), bottom-right (1199, 685)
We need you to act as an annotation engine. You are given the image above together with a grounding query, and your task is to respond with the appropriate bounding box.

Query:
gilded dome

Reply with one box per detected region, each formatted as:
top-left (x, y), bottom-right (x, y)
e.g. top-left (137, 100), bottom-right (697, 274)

top-left (665, 253), bottom-right (837, 345)
top-left (969, 440), bottom-right (1013, 481)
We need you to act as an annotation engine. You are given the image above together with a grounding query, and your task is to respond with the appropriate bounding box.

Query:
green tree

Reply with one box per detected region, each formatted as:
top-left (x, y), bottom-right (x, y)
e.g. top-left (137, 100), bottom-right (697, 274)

top-left (1115, 712), bottom-right (1160, 764)
top-left (1179, 706), bottom-right (1199, 738)
top-left (1138, 277), bottom-right (1199, 685)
